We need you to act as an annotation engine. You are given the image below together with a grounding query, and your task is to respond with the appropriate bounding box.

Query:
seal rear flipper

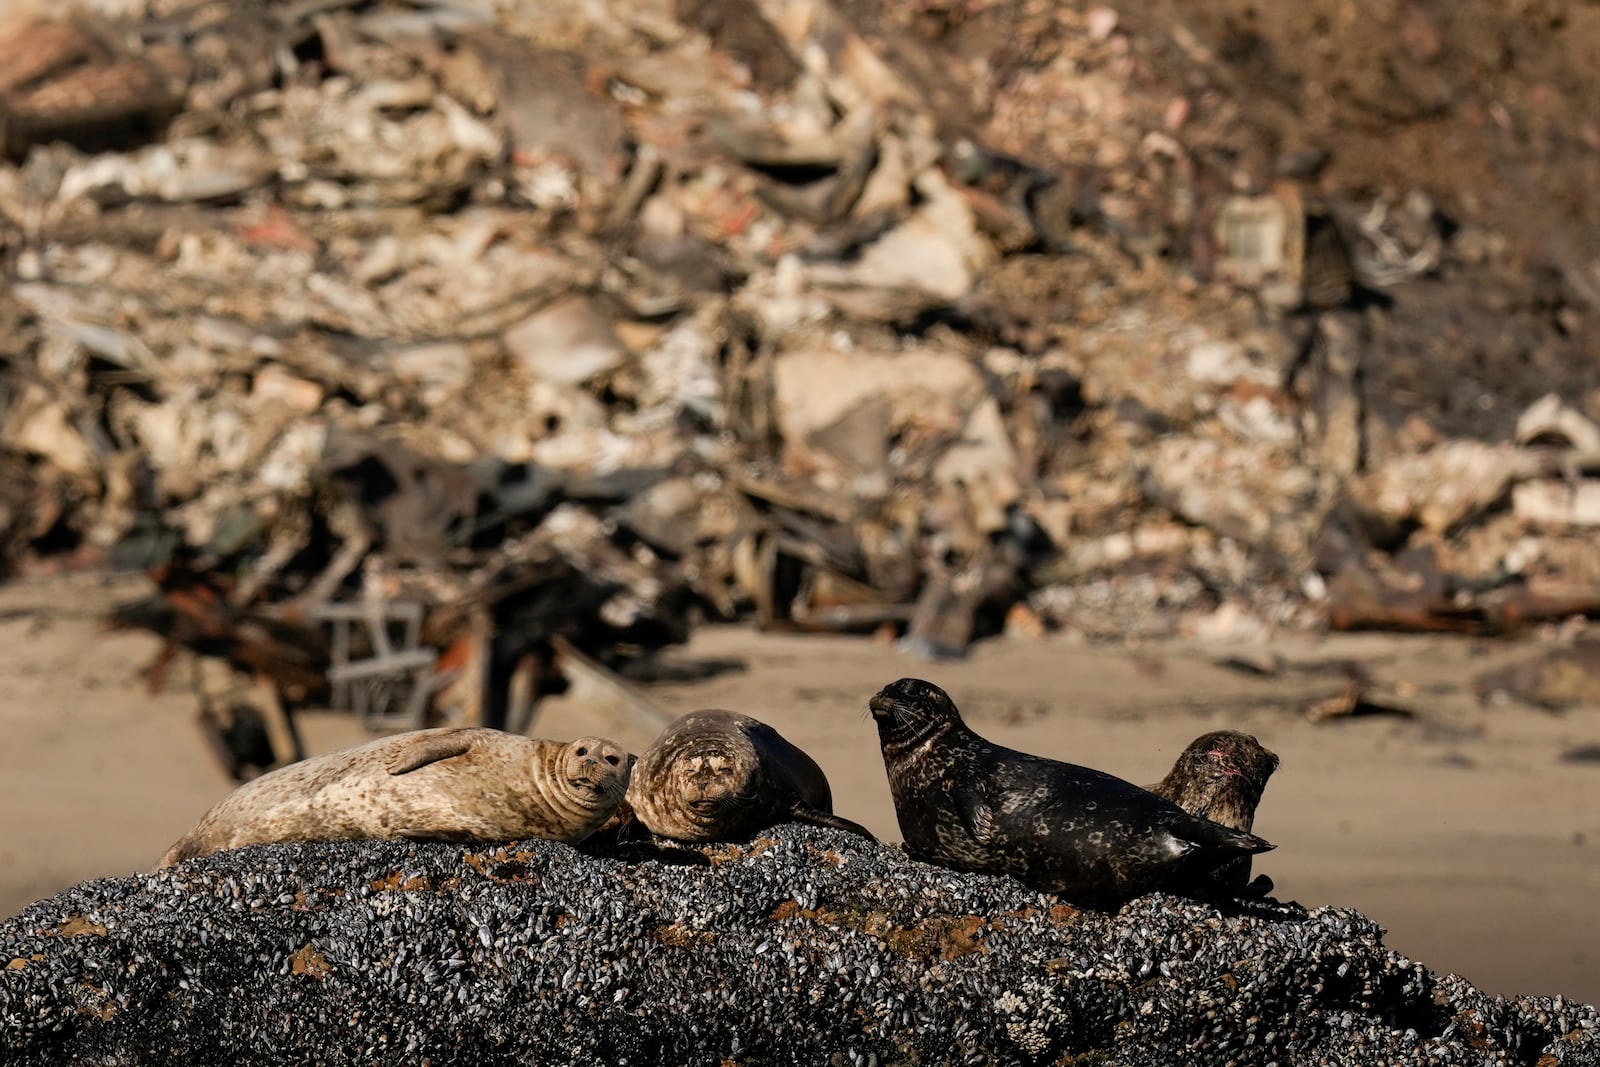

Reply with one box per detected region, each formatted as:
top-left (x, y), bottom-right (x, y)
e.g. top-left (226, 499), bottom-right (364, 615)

top-left (1176, 809), bottom-right (1275, 855)
top-left (1170, 828), bottom-right (1274, 891)
top-left (789, 804), bottom-right (877, 841)
top-left (386, 732), bottom-right (476, 775)
top-left (1225, 830), bottom-right (1275, 855)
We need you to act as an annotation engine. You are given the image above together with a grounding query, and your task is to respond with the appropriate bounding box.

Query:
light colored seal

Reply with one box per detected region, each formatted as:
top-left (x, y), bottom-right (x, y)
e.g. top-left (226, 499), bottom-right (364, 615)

top-left (868, 678), bottom-right (1274, 910)
top-left (159, 728), bottom-right (630, 867)
top-left (626, 709), bottom-right (874, 843)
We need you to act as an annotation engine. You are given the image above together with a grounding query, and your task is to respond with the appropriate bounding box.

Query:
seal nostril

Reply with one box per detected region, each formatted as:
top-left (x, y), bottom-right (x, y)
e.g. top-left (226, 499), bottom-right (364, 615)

top-left (605, 754), bottom-right (620, 766)
top-left (576, 746), bottom-right (588, 757)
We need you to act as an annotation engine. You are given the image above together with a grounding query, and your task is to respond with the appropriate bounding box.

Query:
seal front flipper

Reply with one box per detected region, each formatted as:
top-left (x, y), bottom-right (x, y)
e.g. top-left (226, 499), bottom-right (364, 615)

top-left (1242, 873), bottom-right (1274, 897)
top-left (395, 827), bottom-right (479, 842)
top-left (956, 791), bottom-right (999, 846)
top-left (788, 803), bottom-right (876, 841)
top-left (386, 732), bottom-right (476, 775)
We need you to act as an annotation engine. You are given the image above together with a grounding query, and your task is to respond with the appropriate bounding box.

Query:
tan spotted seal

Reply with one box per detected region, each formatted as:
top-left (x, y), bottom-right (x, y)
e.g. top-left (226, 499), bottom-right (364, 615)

top-left (868, 678), bottom-right (1274, 910)
top-left (625, 709), bottom-right (874, 843)
top-left (1149, 730), bottom-right (1279, 891)
top-left (159, 728), bottom-right (630, 866)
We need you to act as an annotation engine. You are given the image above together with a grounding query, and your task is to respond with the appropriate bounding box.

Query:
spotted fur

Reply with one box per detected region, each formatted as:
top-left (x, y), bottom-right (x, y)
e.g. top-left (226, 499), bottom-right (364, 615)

top-left (160, 728), bottom-right (630, 866)
top-left (1150, 730), bottom-right (1279, 888)
top-left (627, 709), bottom-right (874, 843)
top-left (869, 678), bottom-right (1274, 909)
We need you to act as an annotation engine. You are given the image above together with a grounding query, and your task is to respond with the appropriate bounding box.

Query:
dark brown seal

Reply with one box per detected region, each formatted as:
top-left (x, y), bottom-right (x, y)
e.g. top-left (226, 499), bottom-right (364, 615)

top-left (1149, 730), bottom-right (1279, 891)
top-left (159, 728), bottom-right (630, 866)
top-left (626, 709), bottom-right (874, 843)
top-left (868, 678), bottom-right (1275, 910)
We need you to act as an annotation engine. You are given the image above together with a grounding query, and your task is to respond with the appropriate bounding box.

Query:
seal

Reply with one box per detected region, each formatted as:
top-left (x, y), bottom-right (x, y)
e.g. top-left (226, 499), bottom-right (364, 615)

top-left (159, 728), bottom-right (630, 866)
top-left (867, 678), bottom-right (1275, 909)
top-left (1149, 730), bottom-right (1279, 891)
top-left (626, 709), bottom-right (875, 842)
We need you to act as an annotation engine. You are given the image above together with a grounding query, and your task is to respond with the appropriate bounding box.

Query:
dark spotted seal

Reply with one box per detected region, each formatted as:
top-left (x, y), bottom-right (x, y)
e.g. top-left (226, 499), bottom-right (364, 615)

top-left (626, 709), bottom-right (874, 843)
top-left (1149, 730), bottom-right (1279, 891)
top-left (868, 678), bottom-right (1275, 909)
top-left (159, 728), bottom-right (630, 866)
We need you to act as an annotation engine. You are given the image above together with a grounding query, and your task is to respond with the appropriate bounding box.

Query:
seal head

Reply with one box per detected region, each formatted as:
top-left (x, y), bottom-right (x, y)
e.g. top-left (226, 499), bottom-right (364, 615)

top-left (627, 709), bottom-right (874, 843)
top-left (869, 677), bottom-right (963, 753)
top-left (869, 678), bottom-right (1275, 910)
top-left (561, 736), bottom-right (630, 801)
top-left (1152, 730), bottom-right (1278, 828)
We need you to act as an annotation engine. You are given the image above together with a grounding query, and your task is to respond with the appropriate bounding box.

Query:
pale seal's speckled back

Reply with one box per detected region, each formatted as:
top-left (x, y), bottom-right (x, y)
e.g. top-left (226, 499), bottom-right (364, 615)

top-left (868, 678), bottom-right (1275, 910)
top-left (159, 728), bottom-right (630, 866)
top-left (626, 709), bottom-right (874, 843)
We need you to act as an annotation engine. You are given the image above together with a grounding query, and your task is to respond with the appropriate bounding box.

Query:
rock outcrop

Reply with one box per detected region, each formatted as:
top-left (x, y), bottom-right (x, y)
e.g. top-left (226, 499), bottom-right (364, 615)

top-left (2, 827), bottom-right (1594, 1065)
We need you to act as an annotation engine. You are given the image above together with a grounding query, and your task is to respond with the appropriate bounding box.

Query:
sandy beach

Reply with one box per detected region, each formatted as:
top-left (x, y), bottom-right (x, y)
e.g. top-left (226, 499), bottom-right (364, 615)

top-left (1, 572), bottom-right (1595, 1005)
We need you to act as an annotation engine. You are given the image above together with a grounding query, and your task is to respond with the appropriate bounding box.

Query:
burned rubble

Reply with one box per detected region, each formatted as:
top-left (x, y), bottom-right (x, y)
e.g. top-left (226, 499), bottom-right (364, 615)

top-left (2, 0), bottom-right (1600, 762)
top-left (3, 826), bottom-right (1596, 1066)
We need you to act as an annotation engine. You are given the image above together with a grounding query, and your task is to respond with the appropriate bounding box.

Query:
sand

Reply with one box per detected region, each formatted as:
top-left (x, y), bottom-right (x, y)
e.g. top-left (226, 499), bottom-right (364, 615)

top-left (1, 572), bottom-right (1595, 1004)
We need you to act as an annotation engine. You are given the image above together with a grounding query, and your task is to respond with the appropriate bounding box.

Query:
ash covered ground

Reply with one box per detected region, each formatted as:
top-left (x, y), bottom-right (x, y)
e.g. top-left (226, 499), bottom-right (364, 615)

top-left (2, 826), bottom-right (1594, 1066)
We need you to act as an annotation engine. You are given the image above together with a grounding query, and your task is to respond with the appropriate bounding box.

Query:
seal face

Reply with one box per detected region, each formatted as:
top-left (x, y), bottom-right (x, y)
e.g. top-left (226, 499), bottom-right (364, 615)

top-left (1149, 730), bottom-right (1279, 889)
top-left (626, 709), bottom-right (875, 843)
top-left (159, 728), bottom-right (630, 867)
top-left (868, 678), bottom-right (1275, 909)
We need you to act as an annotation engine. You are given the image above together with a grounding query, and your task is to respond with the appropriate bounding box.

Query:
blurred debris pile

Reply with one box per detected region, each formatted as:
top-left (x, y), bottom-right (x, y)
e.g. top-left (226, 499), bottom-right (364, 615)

top-left (2, 0), bottom-right (1600, 743)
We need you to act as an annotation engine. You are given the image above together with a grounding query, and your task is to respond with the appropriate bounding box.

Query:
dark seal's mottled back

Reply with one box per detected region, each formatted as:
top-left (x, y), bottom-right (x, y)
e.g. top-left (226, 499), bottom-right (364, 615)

top-left (868, 678), bottom-right (1275, 909)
